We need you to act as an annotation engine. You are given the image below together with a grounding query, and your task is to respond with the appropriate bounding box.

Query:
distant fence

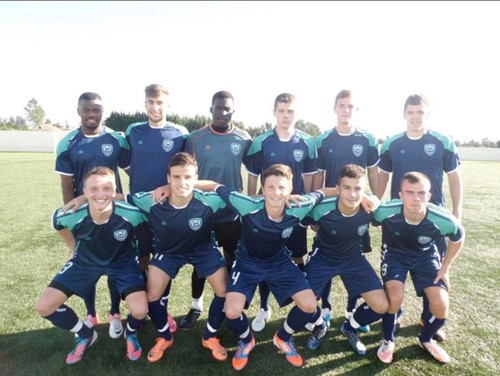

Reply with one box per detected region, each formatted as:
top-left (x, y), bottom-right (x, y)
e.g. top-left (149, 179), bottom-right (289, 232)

top-left (0, 130), bottom-right (499, 161)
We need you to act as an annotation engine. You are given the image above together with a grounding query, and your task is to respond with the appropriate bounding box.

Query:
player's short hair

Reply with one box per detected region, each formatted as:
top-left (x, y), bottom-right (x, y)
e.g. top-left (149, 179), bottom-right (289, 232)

top-left (168, 152), bottom-right (198, 175)
top-left (261, 164), bottom-right (293, 186)
top-left (338, 164), bottom-right (366, 184)
top-left (274, 93), bottom-right (296, 110)
top-left (78, 92), bottom-right (102, 104)
top-left (84, 166), bottom-right (115, 185)
top-left (404, 94), bottom-right (429, 112)
top-left (334, 89), bottom-right (356, 107)
top-left (145, 84), bottom-right (169, 98)
top-left (212, 90), bottom-right (234, 105)
top-left (399, 171), bottom-right (431, 190)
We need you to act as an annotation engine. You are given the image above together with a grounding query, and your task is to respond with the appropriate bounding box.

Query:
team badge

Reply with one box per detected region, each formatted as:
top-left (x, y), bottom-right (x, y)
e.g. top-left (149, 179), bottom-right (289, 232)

top-left (424, 144), bottom-right (436, 156)
top-left (189, 218), bottom-right (202, 231)
top-left (293, 149), bottom-right (304, 162)
top-left (357, 224), bottom-right (368, 236)
top-left (418, 236), bottom-right (432, 244)
top-left (114, 229), bottom-right (128, 241)
top-left (352, 144), bottom-right (363, 157)
top-left (282, 227), bottom-right (294, 238)
top-left (162, 139), bottom-right (174, 152)
top-left (230, 143), bottom-right (241, 155)
top-left (101, 144), bottom-right (113, 157)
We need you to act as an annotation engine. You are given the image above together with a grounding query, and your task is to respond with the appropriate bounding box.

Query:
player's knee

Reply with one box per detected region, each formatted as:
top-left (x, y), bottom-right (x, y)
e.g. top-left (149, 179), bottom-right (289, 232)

top-left (430, 301), bottom-right (448, 319)
top-left (35, 298), bottom-right (54, 317)
top-left (224, 304), bottom-right (243, 320)
top-left (371, 299), bottom-right (389, 315)
top-left (147, 290), bottom-right (162, 302)
top-left (129, 305), bottom-right (148, 320)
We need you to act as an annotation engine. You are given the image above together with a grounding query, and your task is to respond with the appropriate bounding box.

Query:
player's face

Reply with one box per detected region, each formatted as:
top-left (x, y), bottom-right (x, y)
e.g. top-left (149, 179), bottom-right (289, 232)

top-left (83, 174), bottom-right (116, 211)
top-left (399, 180), bottom-right (431, 216)
top-left (77, 99), bottom-right (103, 132)
top-left (334, 97), bottom-right (358, 126)
top-left (337, 176), bottom-right (365, 211)
top-left (262, 175), bottom-right (292, 210)
top-left (273, 102), bottom-right (296, 130)
top-left (145, 93), bottom-right (169, 126)
top-left (404, 104), bottom-right (429, 133)
top-left (168, 164), bottom-right (197, 200)
top-left (210, 97), bottom-right (234, 129)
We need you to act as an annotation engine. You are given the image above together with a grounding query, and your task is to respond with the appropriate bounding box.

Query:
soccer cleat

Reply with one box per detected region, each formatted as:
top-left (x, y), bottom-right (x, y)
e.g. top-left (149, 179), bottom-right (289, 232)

top-left (109, 313), bottom-right (124, 339)
top-left (251, 308), bottom-right (271, 332)
top-left (125, 332), bottom-right (142, 361)
top-left (232, 335), bottom-right (255, 370)
top-left (340, 322), bottom-right (366, 355)
top-left (147, 337), bottom-right (173, 363)
top-left (179, 308), bottom-right (202, 330)
top-left (322, 308), bottom-right (332, 328)
top-left (307, 321), bottom-right (327, 350)
top-left (168, 314), bottom-right (178, 334)
top-left (273, 333), bottom-right (303, 367)
top-left (202, 337), bottom-right (228, 361)
top-left (84, 314), bottom-right (100, 328)
top-left (419, 339), bottom-right (451, 363)
top-left (66, 330), bottom-right (98, 365)
top-left (358, 324), bottom-right (371, 333)
top-left (377, 339), bottom-right (395, 363)
top-left (419, 319), bottom-right (446, 342)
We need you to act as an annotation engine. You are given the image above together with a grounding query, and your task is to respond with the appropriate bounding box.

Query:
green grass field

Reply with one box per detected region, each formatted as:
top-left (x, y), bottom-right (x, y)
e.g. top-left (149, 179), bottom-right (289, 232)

top-left (0, 152), bottom-right (499, 376)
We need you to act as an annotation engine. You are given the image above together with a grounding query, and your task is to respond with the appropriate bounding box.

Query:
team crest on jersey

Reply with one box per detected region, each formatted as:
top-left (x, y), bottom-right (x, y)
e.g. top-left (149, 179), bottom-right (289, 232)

top-left (189, 218), bottom-right (202, 231)
top-left (424, 144), bottom-right (436, 156)
top-left (357, 224), bottom-right (368, 236)
top-left (293, 149), bottom-right (304, 162)
top-left (230, 143), bottom-right (241, 155)
top-left (114, 229), bottom-right (128, 241)
top-left (162, 139), bottom-right (174, 152)
top-left (101, 144), bottom-right (113, 157)
top-left (282, 227), bottom-right (294, 238)
top-left (418, 236), bottom-right (432, 244)
top-left (352, 144), bottom-right (363, 157)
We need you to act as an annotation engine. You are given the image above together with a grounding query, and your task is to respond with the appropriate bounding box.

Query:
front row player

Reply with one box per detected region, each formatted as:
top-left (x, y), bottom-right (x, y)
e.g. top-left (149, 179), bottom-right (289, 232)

top-left (374, 172), bottom-right (464, 364)
top-left (35, 167), bottom-right (149, 364)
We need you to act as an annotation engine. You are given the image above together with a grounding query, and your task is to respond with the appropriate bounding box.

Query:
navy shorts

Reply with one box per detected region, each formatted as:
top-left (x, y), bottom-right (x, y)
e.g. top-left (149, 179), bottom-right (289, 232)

top-left (304, 250), bottom-right (383, 299)
top-left (227, 252), bottom-right (311, 307)
top-left (380, 248), bottom-right (446, 296)
top-left (49, 255), bottom-right (145, 299)
top-left (286, 224), bottom-right (308, 258)
top-left (150, 245), bottom-right (226, 279)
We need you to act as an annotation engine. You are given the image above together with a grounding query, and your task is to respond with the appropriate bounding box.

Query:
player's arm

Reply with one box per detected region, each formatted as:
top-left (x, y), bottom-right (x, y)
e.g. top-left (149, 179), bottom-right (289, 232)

top-left (312, 170), bottom-right (325, 191)
top-left (379, 170), bottom-right (390, 199)
top-left (447, 170), bottom-right (463, 221)
top-left (195, 180), bottom-right (220, 192)
top-left (247, 173), bottom-right (259, 196)
top-left (60, 175), bottom-right (76, 204)
top-left (58, 228), bottom-right (77, 257)
top-left (368, 166), bottom-right (381, 199)
top-left (433, 235), bottom-right (465, 291)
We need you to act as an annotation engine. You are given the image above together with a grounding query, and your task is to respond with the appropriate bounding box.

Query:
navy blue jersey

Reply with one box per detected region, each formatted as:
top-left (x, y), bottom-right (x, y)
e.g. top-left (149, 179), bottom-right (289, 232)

top-left (304, 196), bottom-right (372, 262)
top-left (215, 185), bottom-right (323, 261)
top-left (55, 126), bottom-right (130, 195)
top-left (125, 121), bottom-right (189, 193)
top-left (373, 199), bottom-right (464, 254)
top-left (246, 129), bottom-right (317, 194)
top-left (52, 201), bottom-right (147, 266)
top-left (128, 190), bottom-right (226, 255)
top-left (378, 130), bottom-right (460, 206)
top-left (315, 128), bottom-right (379, 187)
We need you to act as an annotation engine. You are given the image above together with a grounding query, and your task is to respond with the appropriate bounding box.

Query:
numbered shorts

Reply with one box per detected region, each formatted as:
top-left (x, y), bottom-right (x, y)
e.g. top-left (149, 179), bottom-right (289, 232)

top-left (227, 252), bottom-right (311, 307)
top-left (380, 249), bottom-right (446, 296)
top-left (49, 255), bottom-right (145, 299)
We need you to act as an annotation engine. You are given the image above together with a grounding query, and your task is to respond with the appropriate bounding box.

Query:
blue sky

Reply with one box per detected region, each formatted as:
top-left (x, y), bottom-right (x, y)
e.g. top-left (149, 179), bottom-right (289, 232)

top-left (1, 1), bottom-right (499, 142)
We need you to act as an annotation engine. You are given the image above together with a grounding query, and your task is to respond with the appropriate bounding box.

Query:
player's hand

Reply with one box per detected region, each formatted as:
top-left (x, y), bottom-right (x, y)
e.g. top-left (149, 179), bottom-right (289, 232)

top-left (434, 269), bottom-right (450, 291)
top-left (61, 195), bottom-right (87, 214)
top-left (310, 224), bottom-right (319, 233)
top-left (151, 185), bottom-right (171, 204)
top-left (361, 194), bottom-right (380, 213)
top-left (286, 194), bottom-right (307, 208)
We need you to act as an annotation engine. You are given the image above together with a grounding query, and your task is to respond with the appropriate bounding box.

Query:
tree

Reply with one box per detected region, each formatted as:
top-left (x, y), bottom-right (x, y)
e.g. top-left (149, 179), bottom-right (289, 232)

top-left (104, 111), bottom-right (148, 133)
top-left (24, 98), bottom-right (45, 128)
top-left (294, 119), bottom-right (321, 137)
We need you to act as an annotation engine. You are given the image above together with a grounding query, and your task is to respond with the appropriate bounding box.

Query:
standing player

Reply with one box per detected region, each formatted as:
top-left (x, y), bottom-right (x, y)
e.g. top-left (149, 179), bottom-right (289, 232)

top-left (35, 167), bottom-right (149, 364)
top-left (245, 93), bottom-right (317, 331)
top-left (180, 90), bottom-right (252, 330)
top-left (312, 89), bottom-right (380, 329)
top-left (374, 172), bottom-right (464, 364)
top-left (378, 93), bottom-right (463, 339)
top-left (55, 92), bottom-right (130, 338)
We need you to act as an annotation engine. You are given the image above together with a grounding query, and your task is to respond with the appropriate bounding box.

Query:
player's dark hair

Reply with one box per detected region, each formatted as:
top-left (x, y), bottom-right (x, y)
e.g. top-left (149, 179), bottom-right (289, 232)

top-left (338, 164), bottom-right (366, 184)
top-left (84, 166), bottom-right (115, 185)
top-left (404, 94), bottom-right (429, 112)
top-left (261, 164), bottom-right (293, 186)
top-left (334, 89), bottom-right (356, 107)
top-left (168, 152), bottom-right (198, 175)
top-left (78, 92), bottom-right (102, 103)
top-left (399, 171), bottom-right (431, 190)
top-left (145, 84), bottom-right (169, 98)
top-left (274, 93), bottom-right (296, 110)
top-left (212, 91), bottom-right (234, 105)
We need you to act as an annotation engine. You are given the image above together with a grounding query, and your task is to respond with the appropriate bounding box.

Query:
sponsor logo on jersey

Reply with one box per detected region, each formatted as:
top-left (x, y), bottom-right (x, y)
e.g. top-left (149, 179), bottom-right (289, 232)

top-left (282, 227), bottom-right (294, 238)
top-left (230, 143), bottom-right (241, 155)
top-left (162, 139), bottom-right (174, 152)
top-left (102, 144), bottom-right (113, 157)
top-left (418, 236), bottom-right (432, 244)
top-left (352, 144), bottom-right (363, 157)
top-left (293, 149), bottom-right (304, 162)
top-left (189, 218), bottom-right (202, 231)
top-left (424, 144), bottom-right (436, 156)
top-left (357, 224), bottom-right (368, 236)
top-left (114, 229), bottom-right (128, 241)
